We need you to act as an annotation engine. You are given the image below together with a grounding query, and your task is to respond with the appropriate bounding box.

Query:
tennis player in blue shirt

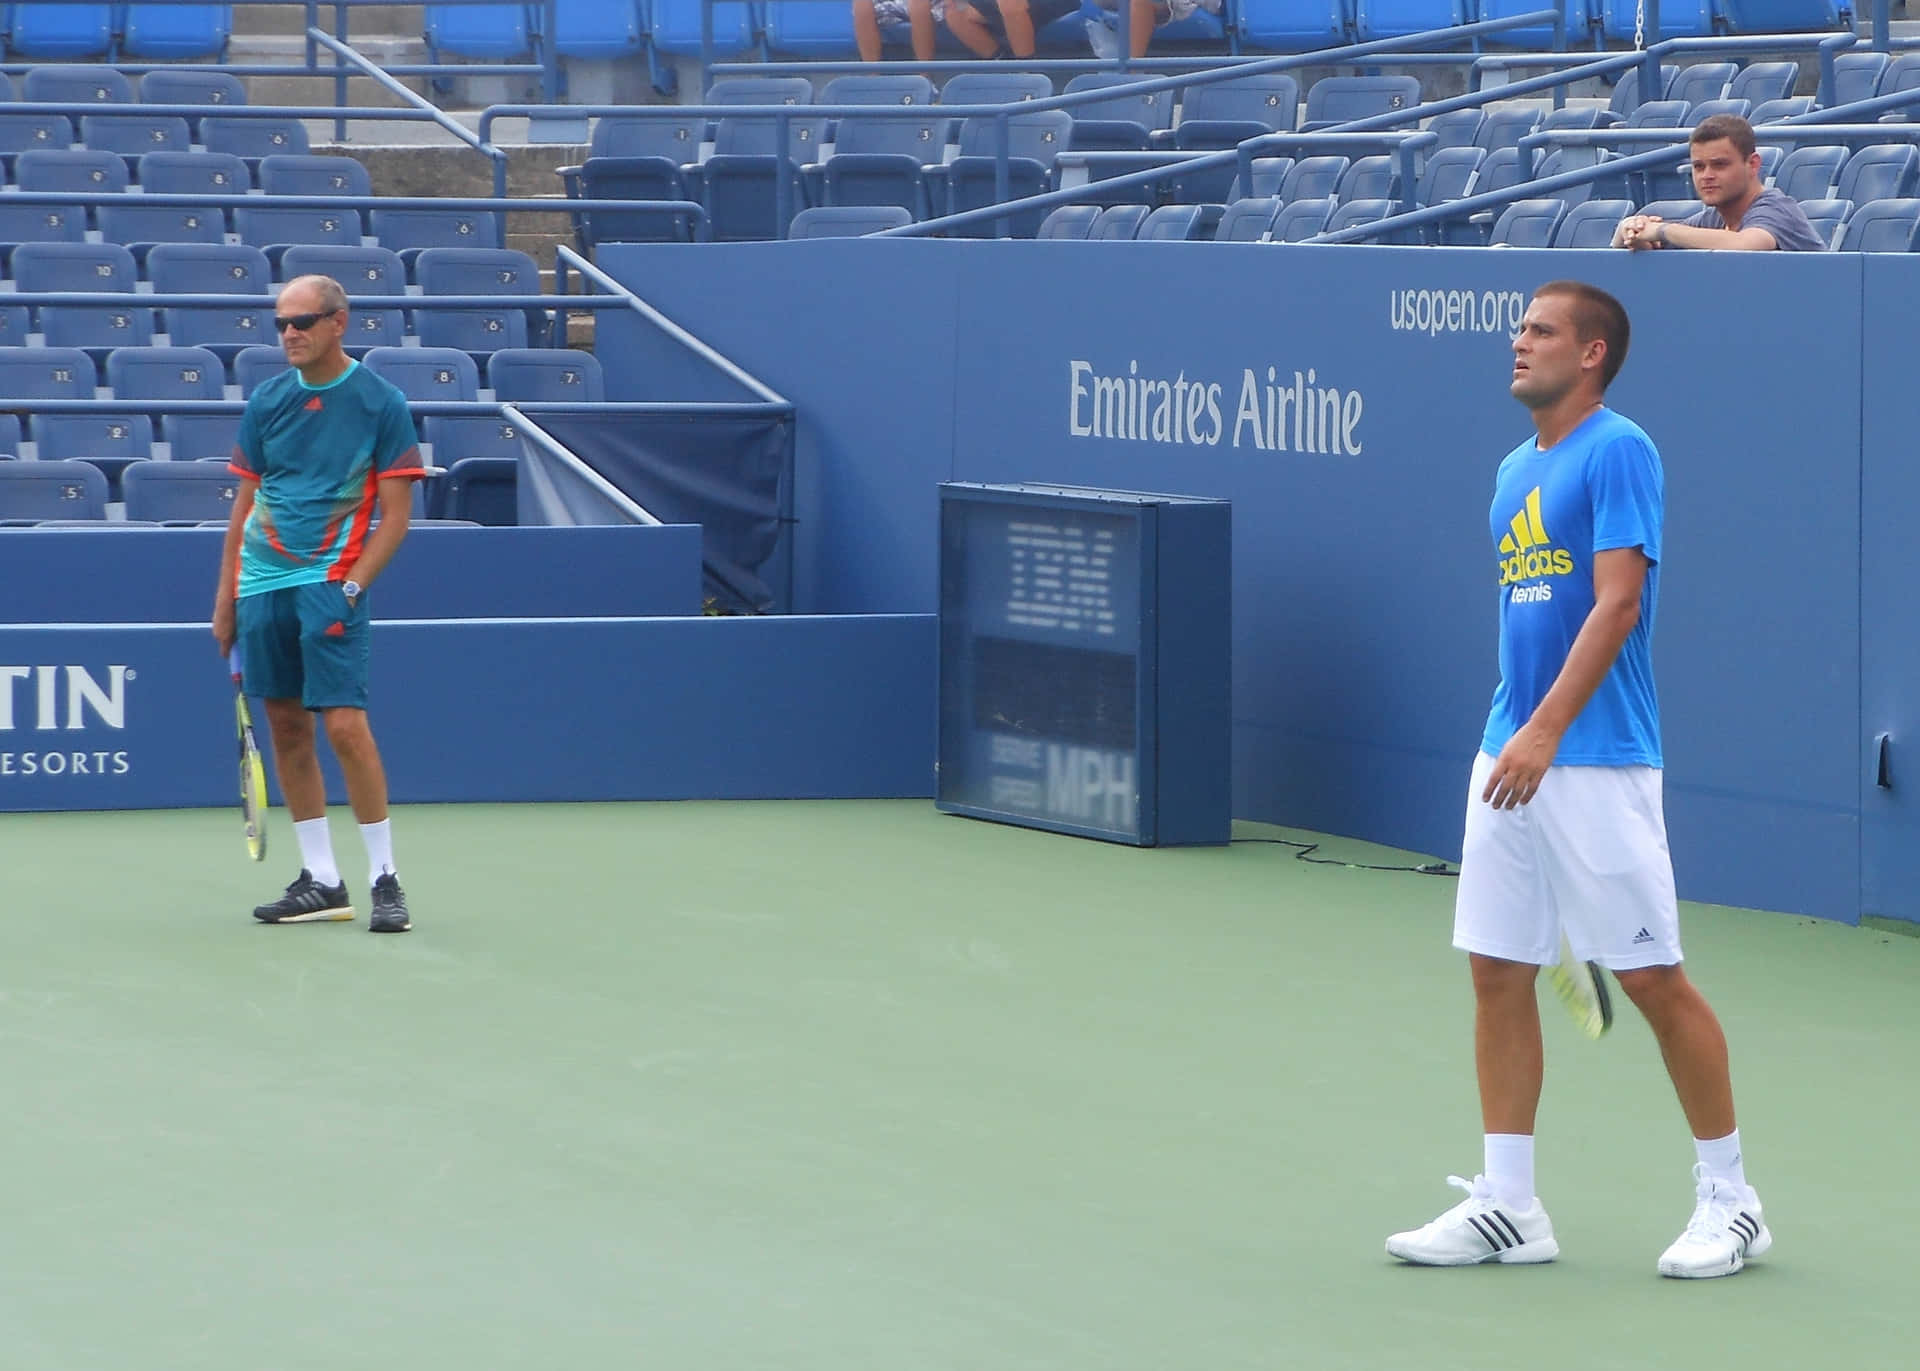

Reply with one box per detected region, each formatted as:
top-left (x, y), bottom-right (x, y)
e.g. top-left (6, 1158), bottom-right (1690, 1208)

top-left (1385, 282), bottom-right (1770, 1278)
top-left (211, 275), bottom-right (426, 933)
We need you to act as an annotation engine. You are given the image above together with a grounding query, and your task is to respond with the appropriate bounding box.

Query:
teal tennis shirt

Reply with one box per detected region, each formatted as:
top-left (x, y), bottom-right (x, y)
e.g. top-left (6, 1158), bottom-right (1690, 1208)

top-left (229, 360), bottom-right (424, 598)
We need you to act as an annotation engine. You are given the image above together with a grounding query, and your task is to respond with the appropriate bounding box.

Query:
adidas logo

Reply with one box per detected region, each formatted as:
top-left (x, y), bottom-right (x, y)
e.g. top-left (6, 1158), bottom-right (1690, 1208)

top-left (1499, 485), bottom-right (1575, 594)
top-left (305, 396), bottom-right (323, 411)
top-left (324, 622), bottom-right (345, 638)
top-left (1632, 927), bottom-right (1655, 945)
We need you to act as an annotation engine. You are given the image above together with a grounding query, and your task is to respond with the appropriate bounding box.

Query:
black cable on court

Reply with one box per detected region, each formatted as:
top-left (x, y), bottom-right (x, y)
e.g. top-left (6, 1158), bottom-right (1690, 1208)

top-left (1232, 837), bottom-right (1457, 877)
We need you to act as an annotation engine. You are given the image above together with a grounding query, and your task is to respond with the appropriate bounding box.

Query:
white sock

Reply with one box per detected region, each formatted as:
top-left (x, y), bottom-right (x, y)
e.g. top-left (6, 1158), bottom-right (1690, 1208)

top-left (1484, 1133), bottom-right (1536, 1210)
top-left (1695, 1129), bottom-right (1747, 1192)
top-left (294, 818), bottom-right (339, 887)
top-left (360, 819), bottom-right (396, 886)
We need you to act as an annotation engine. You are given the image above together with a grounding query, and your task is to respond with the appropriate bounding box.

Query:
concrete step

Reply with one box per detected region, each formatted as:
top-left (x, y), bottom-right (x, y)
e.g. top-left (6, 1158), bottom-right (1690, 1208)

top-left (234, 3), bottom-right (423, 38)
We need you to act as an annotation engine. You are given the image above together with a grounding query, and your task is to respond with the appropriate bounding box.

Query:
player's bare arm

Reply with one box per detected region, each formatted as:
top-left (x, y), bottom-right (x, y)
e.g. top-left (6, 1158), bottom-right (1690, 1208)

top-left (211, 478), bottom-right (259, 653)
top-left (1482, 546), bottom-right (1648, 809)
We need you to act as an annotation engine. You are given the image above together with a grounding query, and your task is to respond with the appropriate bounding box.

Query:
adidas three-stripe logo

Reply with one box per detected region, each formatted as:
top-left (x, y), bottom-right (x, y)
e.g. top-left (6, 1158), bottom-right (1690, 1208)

top-left (1729, 1211), bottom-right (1762, 1254)
top-left (1467, 1209), bottom-right (1527, 1253)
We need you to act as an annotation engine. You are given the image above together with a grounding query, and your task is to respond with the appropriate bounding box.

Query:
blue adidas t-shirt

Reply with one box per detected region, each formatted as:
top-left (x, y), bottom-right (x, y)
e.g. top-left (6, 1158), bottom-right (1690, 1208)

top-left (229, 360), bottom-right (423, 598)
top-left (1481, 407), bottom-right (1664, 768)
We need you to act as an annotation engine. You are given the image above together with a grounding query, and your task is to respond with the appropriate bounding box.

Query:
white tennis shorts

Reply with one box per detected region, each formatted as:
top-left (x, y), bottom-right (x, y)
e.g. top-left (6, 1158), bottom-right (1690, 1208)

top-left (1453, 750), bottom-right (1683, 971)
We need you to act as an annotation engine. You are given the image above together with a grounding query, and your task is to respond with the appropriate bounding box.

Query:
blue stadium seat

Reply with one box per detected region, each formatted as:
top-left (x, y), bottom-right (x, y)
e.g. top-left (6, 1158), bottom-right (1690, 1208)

top-left (1300, 75), bottom-right (1421, 132)
top-left (1716, 0), bottom-right (1840, 32)
top-left (0, 459), bottom-right (108, 520)
top-left (940, 110), bottom-right (1073, 237)
top-left (439, 456), bottom-right (518, 525)
top-left (582, 112), bottom-right (706, 162)
top-left (1137, 204), bottom-right (1217, 240)
top-left (16, 148), bottom-right (126, 197)
top-left (1226, 157), bottom-right (1292, 201)
top-left (1336, 154), bottom-right (1398, 203)
top-left (1235, 0), bottom-right (1348, 51)
top-left (1727, 62), bottom-right (1800, 108)
top-left (1270, 195), bottom-right (1336, 241)
top-left (363, 346), bottom-right (480, 403)
top-left (40, 301), bottom-right (154, 358)
top-left (554, 0), bottom-right (646, 57)
top-left (1535, 147), bottom-right (1602, 206)
top-left (1354, 0), bottom-right (1465, 40)
top-left (21, 64), bottom-right (128, 104)
top-left (259, 154), bottom-right (374, 201)
top-left (703, 158), bottom-right (811, 240)
top-left (236, 206), bottom-right (362, 258)
top-left (937, 71), bottom-right (1053, 114)
top-left (1687, 98), bottom-right (1752, 127)
top-left (0, 203), bottom-right (89, 261)
top-left (1423, 108), bottom-right (1483, 154)
top-left (1833, 52), bottom-right (1889, 110)
top-left (1279, 155), bottom-right (1350, 203)
top-left (0, 112), bottom-right (74, 176)
top-left (425, 413), bottom-right (520, 465)
top-left (707, 74), bottom-right (816, 107)
top-left (1417, 145), bottom-right (1483, 206)
top-left (1324, 197), bottom-right (1397, 237)
top-left (0, 306), bottom-right (29, 348)
top-left (137, 68), bottom-right (247, 128)
top-left (123, 461), bottom-right (246, 523)
top-left (487, 348), bottom-right (605, 403)
top-left (424, 3), bottom-right (535, 60)
top-left (416, 306), bottom-right (530, 359)
top-left (150, 243), bottom-right (275, 363)
top-left (1771, 144), bottom-right (1845, 201)
top-left (233, 345), bottom-right (288, 396)
top-left (820, 73), bottom-right (934, 110)
top-left (1880, 55), bottom-right (1920, 119)
top-left (1607, 63), bottom-right (1677, 119)
top-left (1837, 145), bottom-right (1920, 206)
top-left (819, 106), bottom-right (945, 216)
top-left (1063, 72), bottom-right (1178, 151)
top-left (1837, 198), bottom-right (1920, 252)
top-left (0, 414), bottom-right (22, 456)
top-left (1213, 196), bottom-right (1281, 241)
top-left (340, 307), bottom-right (407, 355)
top-left (81, 113), bottom-right (193, 174)
top-left (1166, 74), bottom-right (1299, 203)
top-left (369, 208), bottom-right (504, 266)
top-left (1475, 105), bottom-right (1543, 154)
top-left (162, 414), bottom-right (242, 464)
top-left (13, 240), bottom-right (136, 293)
top-left (108, 345), bottom-right (225, 404)
top-left (1036, 204), bottom-right (1101, 239)
top-left (1553, 198), bottom-right (1636, 247)
top-left (1605, 0), bottom-right (1712, 36)
top-left (11, 9), bottom-right (114, 58)
top-left (1625, 100), bottom-right (1690, 130)
top-left (1751, 97), bottom-right (1816, 124)
top-left (789, 204), bottom-right (914, 237)
top-left (121, 4), bottom-right (233, 58)
top-left (1755, 144), bottom-right (1785, 183)
top-left (99, 203), bottom-right (227, 262)
top-left (32, 414), bottom-right (153, 496)
top-left (1796, 198), bottom-right (1852, 249)
top-left (650, 0), bottom-right (757, 55)
top-left (574, 157), bottom-right (700, 245)
top-left (201, 116), bottom-right (310, 175)
top-left (138, 150), bottom-right (250, 195)
top-left (415, 245), bottom-right (549, 346)
top-left (1089, 203), bottom-right (1151, 239)
top-left (764, 0), bottom-right (855, 55)
top-left (1637, 197), bottom-right (1703, 220)
top-left (1665, 62), bottom-right (1736, 108)
top-left (1479, 0), bottom-right (1595, 48)
top-left (1488, 197), bottom-right (1569, 246)
top-left (0, 347), bottom-right (94, 400)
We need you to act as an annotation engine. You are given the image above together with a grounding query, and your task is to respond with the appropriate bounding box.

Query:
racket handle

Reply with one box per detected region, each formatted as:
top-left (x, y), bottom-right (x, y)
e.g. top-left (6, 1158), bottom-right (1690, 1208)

top-left (227, 646), bottom-right (243, 682)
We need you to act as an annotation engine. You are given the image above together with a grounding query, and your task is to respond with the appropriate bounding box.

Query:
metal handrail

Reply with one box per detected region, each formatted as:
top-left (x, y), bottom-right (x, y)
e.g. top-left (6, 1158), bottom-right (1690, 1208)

top-left (307, 27), bottom-right (508, 182)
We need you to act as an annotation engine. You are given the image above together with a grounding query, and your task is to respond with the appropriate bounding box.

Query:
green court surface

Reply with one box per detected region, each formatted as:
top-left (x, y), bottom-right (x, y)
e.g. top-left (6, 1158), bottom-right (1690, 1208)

top-left (0, 800), bottom-right (1913, 1371)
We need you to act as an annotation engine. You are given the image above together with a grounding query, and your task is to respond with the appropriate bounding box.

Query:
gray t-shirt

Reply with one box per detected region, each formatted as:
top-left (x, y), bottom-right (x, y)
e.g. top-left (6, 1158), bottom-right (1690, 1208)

top-left (1683, 187), bottom-right (1828, 251)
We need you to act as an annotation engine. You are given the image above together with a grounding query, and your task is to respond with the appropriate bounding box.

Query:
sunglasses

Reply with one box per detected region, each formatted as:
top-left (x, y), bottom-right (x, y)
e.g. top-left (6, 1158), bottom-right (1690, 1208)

top-left (274, 309), bottom-right (339, 334)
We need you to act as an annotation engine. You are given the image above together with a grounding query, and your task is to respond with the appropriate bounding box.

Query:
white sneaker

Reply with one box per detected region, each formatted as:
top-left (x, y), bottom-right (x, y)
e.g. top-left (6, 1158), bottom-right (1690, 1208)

top-left (1386, 1174), bottom-right (1559, 1266)
top-left (1657, 1163), bottom-right (1772, 1278)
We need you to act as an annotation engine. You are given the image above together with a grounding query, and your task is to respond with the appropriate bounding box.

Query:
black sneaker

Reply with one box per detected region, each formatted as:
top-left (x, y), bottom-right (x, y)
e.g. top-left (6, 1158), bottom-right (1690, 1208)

top-left (253, 869), bottom-right (354, 924)
top-left (369, 872), bottom-right (411, 933)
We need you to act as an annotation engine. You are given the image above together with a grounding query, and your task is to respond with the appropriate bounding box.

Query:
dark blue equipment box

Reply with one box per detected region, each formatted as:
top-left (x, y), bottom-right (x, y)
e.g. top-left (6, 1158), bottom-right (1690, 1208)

top-left (936, 483), bottom-right (1231, 846)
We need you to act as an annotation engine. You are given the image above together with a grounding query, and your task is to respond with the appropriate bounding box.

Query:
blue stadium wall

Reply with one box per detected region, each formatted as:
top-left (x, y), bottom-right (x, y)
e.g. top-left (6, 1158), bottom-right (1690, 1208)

top-left (602, 241), bottom-right (1920, 927)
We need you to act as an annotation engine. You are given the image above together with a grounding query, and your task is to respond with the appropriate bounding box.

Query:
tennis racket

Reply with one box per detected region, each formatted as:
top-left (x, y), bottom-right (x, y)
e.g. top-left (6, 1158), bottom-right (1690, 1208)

top-left (1545, 929), bottom-right (1612, 1040)
top-left (229, 647), bottom-right (268, 863)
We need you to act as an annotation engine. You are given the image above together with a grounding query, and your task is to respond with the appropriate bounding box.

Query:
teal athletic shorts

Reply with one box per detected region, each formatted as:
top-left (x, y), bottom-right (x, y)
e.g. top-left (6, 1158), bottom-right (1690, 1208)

top-left (235, 581), bottom-right (371, 711)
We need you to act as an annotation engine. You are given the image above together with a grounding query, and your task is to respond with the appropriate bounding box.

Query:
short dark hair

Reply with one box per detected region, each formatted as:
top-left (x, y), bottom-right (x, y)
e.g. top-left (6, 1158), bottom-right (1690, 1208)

top-left (1690, 113), bottom-right (1757, 159)
top-left (1533, 280), bottom-right (1631, 390)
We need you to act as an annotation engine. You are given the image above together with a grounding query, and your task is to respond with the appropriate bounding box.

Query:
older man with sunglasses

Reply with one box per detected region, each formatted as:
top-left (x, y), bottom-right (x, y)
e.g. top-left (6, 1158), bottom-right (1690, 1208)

top-left (211, 274), bottom-right (427, 933)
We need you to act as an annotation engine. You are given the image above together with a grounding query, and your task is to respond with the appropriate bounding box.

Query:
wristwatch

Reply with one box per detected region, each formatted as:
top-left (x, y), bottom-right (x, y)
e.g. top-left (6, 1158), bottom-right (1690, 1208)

top-left (343, 579), bottom-right (363, 602)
